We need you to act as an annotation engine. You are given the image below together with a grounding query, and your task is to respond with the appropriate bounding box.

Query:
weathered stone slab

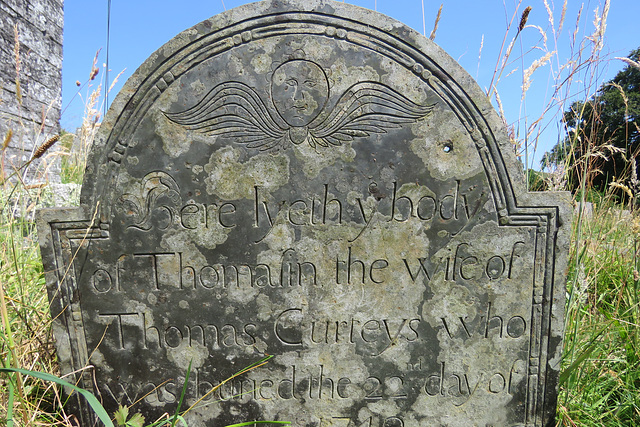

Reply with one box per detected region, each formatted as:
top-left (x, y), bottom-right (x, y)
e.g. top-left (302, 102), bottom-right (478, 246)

top-left (37, 1), bottom-right (572, 426)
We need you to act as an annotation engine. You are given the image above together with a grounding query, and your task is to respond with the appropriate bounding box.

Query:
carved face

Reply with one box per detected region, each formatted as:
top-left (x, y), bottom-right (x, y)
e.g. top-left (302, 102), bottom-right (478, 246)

top-left (271, 60), bottom-right (329, 127)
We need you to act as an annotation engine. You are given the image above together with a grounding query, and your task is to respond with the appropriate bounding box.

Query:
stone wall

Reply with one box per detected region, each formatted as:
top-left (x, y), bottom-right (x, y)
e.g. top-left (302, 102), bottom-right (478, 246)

top-left (0, 0), bottom-right (63, 182)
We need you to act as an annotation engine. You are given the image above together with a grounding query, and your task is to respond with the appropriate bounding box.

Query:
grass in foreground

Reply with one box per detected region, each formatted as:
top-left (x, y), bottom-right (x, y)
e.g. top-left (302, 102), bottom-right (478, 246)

top-left (558, 197), bottom-right (640, 425)
top-left (0, 183), bottom-right (62, 425)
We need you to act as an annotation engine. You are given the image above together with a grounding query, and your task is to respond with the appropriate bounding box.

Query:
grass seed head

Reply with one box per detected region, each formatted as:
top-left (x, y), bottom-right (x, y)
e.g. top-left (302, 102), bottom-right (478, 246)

top-left (3, 129), bottom-right (13, 151)
top-left (89, 49), bottom-right (101, 81)
top-left (31, 135), bottom-right (60, 160)
top-left (519, 6), bottom-right (532, 32)
top-left (429, 4), bottom-right (443, 41)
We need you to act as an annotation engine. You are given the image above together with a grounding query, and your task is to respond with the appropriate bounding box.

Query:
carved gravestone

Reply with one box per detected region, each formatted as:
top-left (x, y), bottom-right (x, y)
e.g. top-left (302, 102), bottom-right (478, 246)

top-left (37, 1), bottom-right (571, 426)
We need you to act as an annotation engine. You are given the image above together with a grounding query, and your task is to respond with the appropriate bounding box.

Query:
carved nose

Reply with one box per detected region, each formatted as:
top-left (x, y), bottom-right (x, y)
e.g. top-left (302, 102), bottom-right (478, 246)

top-left (292, 87), bottom-right (303, 101)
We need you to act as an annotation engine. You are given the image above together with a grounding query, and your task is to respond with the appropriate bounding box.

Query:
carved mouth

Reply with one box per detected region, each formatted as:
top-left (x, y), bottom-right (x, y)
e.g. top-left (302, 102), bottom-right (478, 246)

top-left (292, 103), bottom-right (308, 113)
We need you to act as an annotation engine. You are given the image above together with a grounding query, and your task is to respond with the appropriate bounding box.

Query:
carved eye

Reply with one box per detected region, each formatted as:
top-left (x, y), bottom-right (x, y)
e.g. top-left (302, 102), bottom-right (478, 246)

top-left (285, 78), bottom-right (297, 88)
top-left (304, 79), bottom-right (317, 87)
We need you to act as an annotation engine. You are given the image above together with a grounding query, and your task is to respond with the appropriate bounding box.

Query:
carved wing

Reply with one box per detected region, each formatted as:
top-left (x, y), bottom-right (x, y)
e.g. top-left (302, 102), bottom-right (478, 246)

top-left (163, 82), bottom-right (288, 151)
top-left (308, 82), bottom-right (435, 147)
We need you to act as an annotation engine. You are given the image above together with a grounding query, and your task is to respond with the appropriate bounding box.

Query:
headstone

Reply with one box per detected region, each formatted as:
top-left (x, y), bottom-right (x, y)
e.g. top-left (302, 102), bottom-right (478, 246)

top-left (37, 1), bottom-right (572, 426)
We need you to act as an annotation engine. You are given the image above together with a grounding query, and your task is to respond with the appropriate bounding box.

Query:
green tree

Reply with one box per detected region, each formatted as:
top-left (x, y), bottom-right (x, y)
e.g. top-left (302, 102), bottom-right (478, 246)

top-left (543, 47), bottom-right (640, 198)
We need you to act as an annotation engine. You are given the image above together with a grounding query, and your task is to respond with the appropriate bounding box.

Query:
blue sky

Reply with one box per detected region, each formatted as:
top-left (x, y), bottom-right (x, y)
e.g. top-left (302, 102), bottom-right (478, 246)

top-left (61, 0), bottom-right (639, 168)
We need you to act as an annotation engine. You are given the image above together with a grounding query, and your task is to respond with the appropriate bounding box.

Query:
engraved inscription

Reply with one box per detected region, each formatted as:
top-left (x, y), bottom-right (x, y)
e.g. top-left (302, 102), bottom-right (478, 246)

top-left (98, 311), bottom-right (257, 350)
top-left (102, 360), bottom-right (527, 413)
top-left (87, 237), bottom-right (528, 294)
top-left (119, 175), bottom-right (489, 242)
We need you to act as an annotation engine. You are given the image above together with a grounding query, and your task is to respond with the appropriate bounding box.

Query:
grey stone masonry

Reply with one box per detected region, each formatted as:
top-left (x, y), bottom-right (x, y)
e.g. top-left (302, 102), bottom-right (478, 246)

top-left (0, 0), bottom-right (63, 182)
top-left (37, 1), bottom-right (572, 426)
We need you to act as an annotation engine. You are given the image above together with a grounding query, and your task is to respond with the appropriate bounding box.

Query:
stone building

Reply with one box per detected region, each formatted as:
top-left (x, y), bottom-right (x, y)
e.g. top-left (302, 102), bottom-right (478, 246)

top-left (0, 0), bottom-right (63, 182)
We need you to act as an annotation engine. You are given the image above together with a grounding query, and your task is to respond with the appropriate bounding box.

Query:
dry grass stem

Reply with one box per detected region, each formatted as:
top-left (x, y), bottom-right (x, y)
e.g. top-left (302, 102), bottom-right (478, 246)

top-left (616, 57), bottom-right (640, 71)
top-left (609, 181), bottom-right (633, 199)
top-left (529, 24), bottom-right (548, 47)
top-left (13, 24), bottom-right (22, 105)
top-left (89, 49), bottom-right (100, 81)
top-left (486, 0), bottom-right (523, 98)
top-left (558, 0), bottom-right (568, 34)
top-left (494, 90), bottom-right (507, 125)
top-left (476, 34), bottom-right (484, 79)
top-left (522, 51), bottom-right (554, 97)
top-left (571, 5), bottom-right (583, 46)
top-left (429, 4), bottom-right (442, 41)
top-left (589, 0), bottom-right (610, 53)
top-left (542, 0), bottom-right (553, 29)
top-left (109, 69), bottom-right (126, 93)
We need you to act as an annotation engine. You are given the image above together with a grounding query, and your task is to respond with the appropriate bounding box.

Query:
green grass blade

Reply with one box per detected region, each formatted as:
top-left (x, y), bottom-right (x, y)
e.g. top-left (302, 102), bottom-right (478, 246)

top-left (6, 369), bottom-right (15, 427)
top-left (0, 367), bottom-right (114, 427)
top-left (559, 341), bottom-right (598, 386)
top-left (170, 360), bottom-right (192, 427)
top-left (233, 355), bottom-right (274, 377)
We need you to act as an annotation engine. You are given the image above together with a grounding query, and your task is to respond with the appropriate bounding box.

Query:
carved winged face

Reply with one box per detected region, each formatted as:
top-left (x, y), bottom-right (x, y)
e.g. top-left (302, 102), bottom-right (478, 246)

top-left (164, 60), bottom-right (434, 151)
top-left (271, 60), bottom-right (329, 127)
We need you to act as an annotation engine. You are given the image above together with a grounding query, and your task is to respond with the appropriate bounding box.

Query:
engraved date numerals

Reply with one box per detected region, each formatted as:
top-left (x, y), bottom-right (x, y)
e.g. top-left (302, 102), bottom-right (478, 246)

top-left (364, 376), bottom-right (408, 400)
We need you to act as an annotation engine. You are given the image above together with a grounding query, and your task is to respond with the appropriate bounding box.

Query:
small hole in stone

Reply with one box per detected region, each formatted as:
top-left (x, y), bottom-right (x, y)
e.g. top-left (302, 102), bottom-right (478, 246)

top-left (443, 143), bottom-right (453, 153)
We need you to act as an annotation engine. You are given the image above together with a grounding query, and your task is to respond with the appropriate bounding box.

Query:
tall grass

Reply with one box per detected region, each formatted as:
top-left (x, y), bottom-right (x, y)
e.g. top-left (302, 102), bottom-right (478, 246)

top-left (557, 199), bottom-right (640, 425)
top-left (0, 166), bottom-right (62, 425)
top-left (1, 1), bottom-right (639, 426)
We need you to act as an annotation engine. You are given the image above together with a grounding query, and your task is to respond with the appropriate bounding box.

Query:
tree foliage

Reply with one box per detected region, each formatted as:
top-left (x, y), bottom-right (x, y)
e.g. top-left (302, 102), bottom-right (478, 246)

top-left (543, 48), bottom-right (640, 196)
